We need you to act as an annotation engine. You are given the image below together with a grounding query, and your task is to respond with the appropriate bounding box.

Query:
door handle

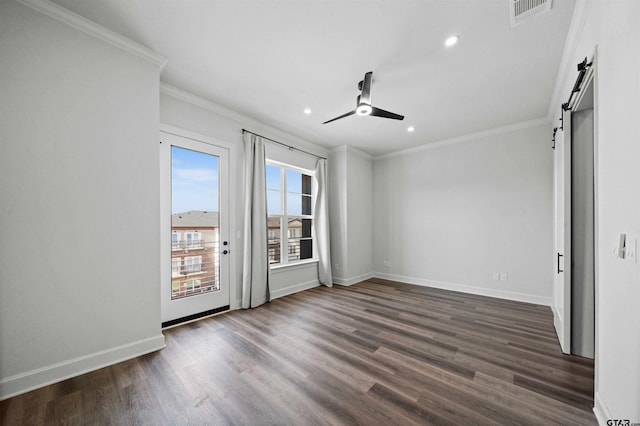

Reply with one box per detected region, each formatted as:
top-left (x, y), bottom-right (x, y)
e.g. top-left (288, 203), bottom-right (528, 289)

top-left (557, 252), bottom-right (564, 273)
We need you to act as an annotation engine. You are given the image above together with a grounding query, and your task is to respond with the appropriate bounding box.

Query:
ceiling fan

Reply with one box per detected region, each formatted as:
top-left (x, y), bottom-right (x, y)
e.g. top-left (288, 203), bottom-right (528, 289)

top-left (323, 71), bottom-right (404, 124)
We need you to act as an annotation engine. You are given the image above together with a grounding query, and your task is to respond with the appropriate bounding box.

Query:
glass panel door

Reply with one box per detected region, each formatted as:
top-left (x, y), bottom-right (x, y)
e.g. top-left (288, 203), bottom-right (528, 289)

top-left (160, 133), bottom-right (229, 326)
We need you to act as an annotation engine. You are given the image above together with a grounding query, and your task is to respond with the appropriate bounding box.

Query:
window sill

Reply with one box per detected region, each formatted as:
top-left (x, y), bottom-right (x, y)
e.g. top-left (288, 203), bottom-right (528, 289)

top-left (270, 259), bottom-right (318, 272)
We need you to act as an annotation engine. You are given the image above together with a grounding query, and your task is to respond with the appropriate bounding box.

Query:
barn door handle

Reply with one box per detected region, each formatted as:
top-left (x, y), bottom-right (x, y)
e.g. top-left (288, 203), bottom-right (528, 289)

top-left (557, 253), bottom-right (564, 274)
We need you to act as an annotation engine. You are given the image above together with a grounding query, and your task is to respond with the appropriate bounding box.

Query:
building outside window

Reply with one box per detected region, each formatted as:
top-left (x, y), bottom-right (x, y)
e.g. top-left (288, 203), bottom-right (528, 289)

top-left (170, 211), bottom-right (219, 299)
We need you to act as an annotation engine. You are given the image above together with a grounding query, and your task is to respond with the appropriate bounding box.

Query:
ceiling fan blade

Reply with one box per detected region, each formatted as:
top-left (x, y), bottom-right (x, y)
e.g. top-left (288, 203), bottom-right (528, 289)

top-left (322, 110), bottom-right (356, 124)
top-left (370, 106), bottom-right (404, 121)
top-left (360, 71), bottom-right (373, 105)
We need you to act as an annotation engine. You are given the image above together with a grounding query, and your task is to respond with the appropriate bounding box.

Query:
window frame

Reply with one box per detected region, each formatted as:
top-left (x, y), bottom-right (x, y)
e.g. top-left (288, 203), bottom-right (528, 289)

top-left (266, 160), bottom-right (317, 268)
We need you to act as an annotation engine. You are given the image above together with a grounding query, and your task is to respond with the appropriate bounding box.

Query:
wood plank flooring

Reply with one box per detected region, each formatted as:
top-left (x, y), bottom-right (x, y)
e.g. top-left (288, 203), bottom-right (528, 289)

top-left (1, 278), bottom-right (596, 425)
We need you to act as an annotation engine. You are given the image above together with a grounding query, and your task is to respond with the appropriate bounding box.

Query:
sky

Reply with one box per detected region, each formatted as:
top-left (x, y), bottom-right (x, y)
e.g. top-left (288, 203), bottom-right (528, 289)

top-left (267, 165), bottom-right (306, 215)
top-left (172, 146), bottom-right (218, 214)
top-left (171, 151), bottom-right (308, 215)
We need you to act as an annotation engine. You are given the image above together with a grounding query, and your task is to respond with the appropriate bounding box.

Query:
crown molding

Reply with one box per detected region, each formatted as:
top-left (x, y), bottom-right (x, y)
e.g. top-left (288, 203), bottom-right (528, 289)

top-left (160, 82), bottom-right (254, 128)
top-left (15, 0), bottom-right (167, 70)
top-left (546, 0), bottom-right (593, 122)
top-left (346, 145), bottom-right (373, 161)
top-left (160, 82), bottom-right (329, 158)
top-left (374, 117), bottom-right (550, 161)
top-left (329, 145), bottom-right (374, 161)
top-left (328, 145), bottom-right (373, 161)
top-left (329, 145), bottom-right (349, 154)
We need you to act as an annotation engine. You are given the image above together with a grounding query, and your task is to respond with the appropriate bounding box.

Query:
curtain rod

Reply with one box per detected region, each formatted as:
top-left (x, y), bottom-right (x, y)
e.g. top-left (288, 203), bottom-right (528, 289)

top-left (242, 129), bottom-right (327, 160)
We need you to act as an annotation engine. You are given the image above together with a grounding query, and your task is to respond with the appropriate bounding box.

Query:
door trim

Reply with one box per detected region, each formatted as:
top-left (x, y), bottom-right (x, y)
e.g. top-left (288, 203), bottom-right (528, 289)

top-left (159, 125), bottom-right (239, 322)
top-left (551, 53), bottom-right (598, 359)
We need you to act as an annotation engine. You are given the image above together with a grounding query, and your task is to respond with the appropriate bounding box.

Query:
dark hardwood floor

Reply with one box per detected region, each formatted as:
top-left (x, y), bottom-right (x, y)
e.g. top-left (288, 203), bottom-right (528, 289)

top-left (1, 278), bottom-right (596, 425)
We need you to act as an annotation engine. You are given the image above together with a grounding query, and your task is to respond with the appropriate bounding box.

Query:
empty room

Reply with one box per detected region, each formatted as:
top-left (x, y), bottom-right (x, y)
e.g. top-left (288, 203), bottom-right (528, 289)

top-left (1, 0), bottom-right (639, 424)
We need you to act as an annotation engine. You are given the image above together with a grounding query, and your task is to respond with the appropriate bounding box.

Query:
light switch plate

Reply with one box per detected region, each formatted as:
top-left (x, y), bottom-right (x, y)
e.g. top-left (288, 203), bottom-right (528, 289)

top-left (618, 233), bottom-right (627, 259)
top-left (627, 237), bottom-right (637, 263)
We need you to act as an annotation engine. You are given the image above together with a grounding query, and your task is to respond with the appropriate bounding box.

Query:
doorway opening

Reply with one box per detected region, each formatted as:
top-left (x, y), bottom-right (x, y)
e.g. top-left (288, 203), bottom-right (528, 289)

top-left (570, 76), bottom-right (595, 358)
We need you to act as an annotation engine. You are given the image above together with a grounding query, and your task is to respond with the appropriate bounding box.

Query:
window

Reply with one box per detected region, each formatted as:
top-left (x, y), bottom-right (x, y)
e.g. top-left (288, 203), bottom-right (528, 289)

top-left (183, 256), bottom-right (202, 274)
top-left (183, 232), bottom-right (202, 249)
top-left (171, 258), bottom-right (180, 277)
top-left (266, 163), bottom-right (314, 265)
top-left (171, 232), bottom-right (180, 250)
top-left (185, 278), bottom-right (201, 290)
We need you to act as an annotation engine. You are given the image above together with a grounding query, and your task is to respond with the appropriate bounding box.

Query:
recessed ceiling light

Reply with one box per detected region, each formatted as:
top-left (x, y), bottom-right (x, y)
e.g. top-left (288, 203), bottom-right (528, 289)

top-left (445, 35), bottom-right (460, 47)
top-left (303, 108), bottom-right (312, 115)
top-left (407, 126), bottom-right (415, 132)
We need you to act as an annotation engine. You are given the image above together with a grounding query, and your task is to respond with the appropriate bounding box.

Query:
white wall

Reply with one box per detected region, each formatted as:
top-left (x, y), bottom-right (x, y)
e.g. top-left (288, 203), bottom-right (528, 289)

top-left (328, 147), bottom-right (349, 281)
top-left (328, 146), bottom-right (374, 285)
top-left (553, 1), bottom-right (640, 422)
top-left (160, 88), bottom-right (329, 305)
top-left (373, 122), bottom-right (553, 305)
top-left (0, 0), bottom-right (165, 399)
top-left (346, 148), bottom-right (374, 280)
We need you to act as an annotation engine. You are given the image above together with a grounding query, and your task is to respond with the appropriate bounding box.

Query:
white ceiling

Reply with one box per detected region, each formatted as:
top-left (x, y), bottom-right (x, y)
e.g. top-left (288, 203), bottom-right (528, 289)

top-left (52, 0), bottom-right (576, 156)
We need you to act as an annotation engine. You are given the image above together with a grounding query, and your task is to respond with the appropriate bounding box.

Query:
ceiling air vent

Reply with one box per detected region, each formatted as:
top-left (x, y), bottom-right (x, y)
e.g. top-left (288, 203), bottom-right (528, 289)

top-left (509, 0), bottom-right (552, 27)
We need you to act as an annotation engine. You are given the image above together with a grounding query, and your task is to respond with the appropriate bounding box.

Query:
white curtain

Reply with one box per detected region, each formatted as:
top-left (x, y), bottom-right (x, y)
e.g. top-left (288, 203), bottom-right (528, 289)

top-left (241, 133), bottom-right (270, 308)
top-left (314, 158), bottom-right (333, 287)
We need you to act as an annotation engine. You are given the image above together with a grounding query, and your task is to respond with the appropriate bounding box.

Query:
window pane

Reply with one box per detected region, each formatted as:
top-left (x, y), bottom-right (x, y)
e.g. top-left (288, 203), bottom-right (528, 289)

top-left (287, 193), bottom-right (302, 215)
top-left (267, 189), bottom-right (282, 214)
top-left (288, 218), bottom-right (302, 238)
top-left (301, 218), bottom-right (312, 238)
top-left (302, 174), bottom-right (312, 195)
top-left (288, 238), bottom-right (313, 261)
top-left (268, 217), bottom-right (281, 264)
top-left (288, 238), bottom-right (300, 261)
top-left (286, 170), bottom-right (302, 193)
top-left (171, 146), bottom-right (219, 300)
top-left (302, 194), bottom-right (311, 215)
top-left (300, 239), bottom-right (313, 260)
top-left (266, 165), bottom-right (281, 190)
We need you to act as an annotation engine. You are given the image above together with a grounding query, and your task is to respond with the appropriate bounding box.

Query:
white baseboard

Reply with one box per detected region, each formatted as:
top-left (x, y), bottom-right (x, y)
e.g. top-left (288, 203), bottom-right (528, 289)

top-left (550, 305), bottom-right (569, 353)
top-left (593, 392), bottom-right (612, 426)
top-left (333, 272), bottom-right (375, 286)
top-left (0, 334), bottom-right (166, 401)
top-left (270, 280), bottom-right (319, 300)
top-left (373, 272), bottom-right (552, 306)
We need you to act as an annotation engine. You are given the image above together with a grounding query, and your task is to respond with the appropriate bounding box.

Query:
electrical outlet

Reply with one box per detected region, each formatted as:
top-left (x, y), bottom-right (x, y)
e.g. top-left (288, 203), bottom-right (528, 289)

top-left (383, 260), bottom-right (391, 268)
top-left (499, 273), bottom-right (508, 281)
top-left (334, 263), bottom-right (340, 271)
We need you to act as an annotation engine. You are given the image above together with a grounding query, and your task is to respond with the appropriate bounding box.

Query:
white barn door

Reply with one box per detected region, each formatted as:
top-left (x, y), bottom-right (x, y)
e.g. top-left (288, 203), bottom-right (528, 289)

top-left (553, 108), bottom-right (572, 354)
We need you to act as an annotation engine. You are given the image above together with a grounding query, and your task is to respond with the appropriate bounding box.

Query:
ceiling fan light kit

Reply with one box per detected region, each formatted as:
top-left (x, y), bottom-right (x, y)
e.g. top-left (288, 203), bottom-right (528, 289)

top-left (356, 104), bottom-right (372, 116)
top-left (323, 71), bottom-right (404, 124)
